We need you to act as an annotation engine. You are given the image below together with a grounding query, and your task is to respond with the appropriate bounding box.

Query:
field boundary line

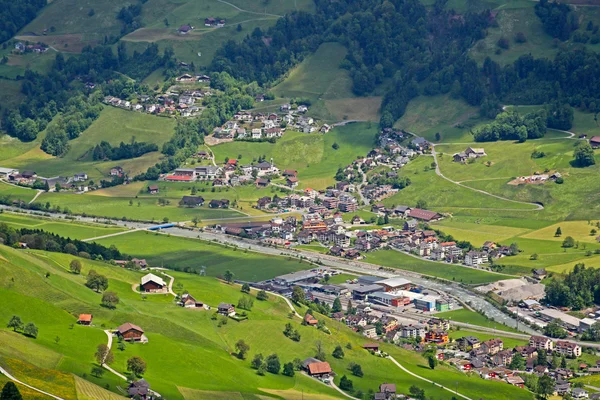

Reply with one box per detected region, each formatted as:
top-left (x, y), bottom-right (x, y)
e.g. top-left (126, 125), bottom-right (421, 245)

top-left (81, 228), bottom-right (142, 242)
top-left (0, 365), bottom-right (65, 400)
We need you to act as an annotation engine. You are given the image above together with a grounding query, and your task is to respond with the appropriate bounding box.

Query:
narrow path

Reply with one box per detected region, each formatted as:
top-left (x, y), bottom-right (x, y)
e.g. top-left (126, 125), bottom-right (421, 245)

top-left (162, 272), bottom-right (177, 296)
top-left (328, 379), bottom-right (361, 400)
top-left (431, 144), bottom-right (543, 211)
top-left (102, 330), bottom-right (128, 381)
top-left (356, 170), bottom-right (368, 206)
top-left (81, 228), bottom-right (141, 242)
top-left (387, 356), bottom-right (472, 400)
top-left (0, 365), bottom-right (65, 400)
top-left (268, 291), bottom-right (301, 318)
top-left (216, 0), bottom-right (283, 17)
top-left (29, 190), bottom-right (43, 204)
top-left (205, 145), bottom-right (217, 167)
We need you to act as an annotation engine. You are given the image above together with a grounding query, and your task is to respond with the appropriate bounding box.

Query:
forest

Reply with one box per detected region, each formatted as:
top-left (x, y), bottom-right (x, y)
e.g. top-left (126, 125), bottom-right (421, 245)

top-left (545, 264), bottom-right (600, 310)
top-left (92, 140), bottom-right (159, 161)
top-left (0, 0), bottom-right (46, 44)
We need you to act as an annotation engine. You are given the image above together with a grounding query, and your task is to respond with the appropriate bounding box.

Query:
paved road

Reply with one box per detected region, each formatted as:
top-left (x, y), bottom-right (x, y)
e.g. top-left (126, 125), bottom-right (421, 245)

top-left (0, 365), bottom-right (65, 400)
top-left (102, 330), bottom-right (127, 380)
top-left (387, 356), bottom-right (472, 400)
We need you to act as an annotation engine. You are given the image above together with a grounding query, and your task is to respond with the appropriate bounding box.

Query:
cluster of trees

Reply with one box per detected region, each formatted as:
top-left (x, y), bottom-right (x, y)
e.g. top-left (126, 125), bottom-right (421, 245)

top-left (85, 269), bottom-right (109, 292)
top-left (545, 263), bottom-right (600, 310)
top-left (117, 1), bottom-right (144, 35)
top-left (6, 315), bottom-right (38, 338)
top-left (472, 110), bottom-right (547, 142)
top-left (0, 0), bottom-right (46, 44)
top-left (92, 139), bottom-right (158, 161)
top-left (534, 0), bottom-right (578, 41)
top-left (41, 95), bottom-right (104, 156)
top-left (0, 224), bottom-right (124, 261)
top-left (283, 322), bottom-right (301, 341)
top-left (1, 42), bottom-right (176, 143)
top-left (573, 141), bottom-right (596, 167)
top-left (368, 175), bottom-right (411, 190)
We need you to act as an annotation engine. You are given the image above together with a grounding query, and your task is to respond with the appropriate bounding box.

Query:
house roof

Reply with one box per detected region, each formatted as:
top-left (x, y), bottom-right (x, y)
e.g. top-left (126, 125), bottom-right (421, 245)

top-left (408, 208), bottom-right (441, 221)
top-left (117, 322), bottom-right (144, 334)
top-left (308, 361), bottom-right (332, 375)
top-left (141, 273), bottom-right (166, 287)
top-left (78, 314), bottom-right (93, 322)
top-left (218, 302), bottom-right (234, 309)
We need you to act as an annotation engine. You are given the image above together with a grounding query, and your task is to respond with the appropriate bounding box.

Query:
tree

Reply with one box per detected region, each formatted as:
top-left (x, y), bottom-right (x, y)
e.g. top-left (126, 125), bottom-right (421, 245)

top-left (509, 242), bottom-right (519, 255)
top-left (101, 291), bottom-right (120, 309)
top-left (509, 353), bottom-right (525, 370)
top-left (265, 354), bottom-right (281, 374)
top-left (560, 356), bottom-right (567, 368)
top-left (427, 355), bottom-right (437, 370)
top-left (315, 340), bottom-right (326, 361)
top-left (91, 366), bottom-right (105, 377)
top-left (95, 344), bottom-right (113, 365)
top-left (332, 345), bottom-right (345, 359)
top-left (339, 375), bottom-right (353, 391)
top-left (332, 297), bottom-right (342, 313)
top-left (70, 259), bottom-right (82, 274)
top-left (416, 199), bottom-right (427, 209)
top-left (0, 382), bottom-right (22, 400)
top-left (351, 363), bottom-right (363, 377)
top-left (257, 363), bottom-right (266, 376)
top-left (332, 142), bottom-right (339, 150)
top-left (282, 362), bottom-right (295, 377)
top-left (235, 339), bottom-right (250, 359)
top-left (573, 141), bottom-right (596, 167)
top-left (241, 283), bottom-right (250, 293)
top-left (257, 290), bottom-right (269, 300)
top-left (251, 353), bottom-right (263, 369)
top-left (409, 386), bottom-right (426, 400)
top-left (555, 227), bottom-right (562, 237)
top-left (192, 216), bottom-right (199, 227)
top-left (543, 320), bottom-right (568, 338)
top-left (85, 270), bottom-right (108, 292)
top-left (23, 323), bottom-right (38, 338)
top-left (127, 356), bottom-right (147, 378)
top-left (224, 270), bottom-right (234, 283)
top-left (536, 375), bottom-right (554, 400)
top-left (7, 316), bottom-right (23, 332)
top-left (291, 286), bottom-right (305, 304)
top-left (536, 350), bottom-right (547, 367)
top-left (530, 253), bottom-right (539, 260)
top-left (118, 342), bottom-right (126, 351)
top-left (562, 236), bottom-right (576, 248)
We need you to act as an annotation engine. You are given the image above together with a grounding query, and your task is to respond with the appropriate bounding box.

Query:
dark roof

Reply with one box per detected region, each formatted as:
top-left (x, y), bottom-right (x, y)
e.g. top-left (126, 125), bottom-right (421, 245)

top-left (117, 322), bottom-right (144, 334)
top-left (128, 379), bottom-right (150, 396)
top-left (408, 208), bottom-right (440, 221)
top-left (181, 196), bottom-right (205, 205)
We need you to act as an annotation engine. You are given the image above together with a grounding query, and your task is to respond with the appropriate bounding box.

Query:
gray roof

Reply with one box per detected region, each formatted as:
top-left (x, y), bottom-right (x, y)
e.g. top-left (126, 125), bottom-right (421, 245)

top-left (353, 284), bottom-right (383, 294)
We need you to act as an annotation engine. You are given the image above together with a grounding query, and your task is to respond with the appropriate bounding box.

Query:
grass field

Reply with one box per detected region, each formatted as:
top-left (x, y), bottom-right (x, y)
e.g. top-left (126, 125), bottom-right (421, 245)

top-left (0, 212), bottom-right (127, 240)
top-left (435, 309), bottom-right (521, 333)
top-left (94, 230), bottom-right (311, 281)
top-left (1, 107), bottom-right (177, 182)
top-left (447, 330), bottom-right (527, 349)
top-left (0, 181), bottom-right (38, 203)
top-left (211, 123), bottom-right (378, 190)
top-left (273, 43), bottom-right (381, 122)
top-left (0, 244), bottom-right (534, 400)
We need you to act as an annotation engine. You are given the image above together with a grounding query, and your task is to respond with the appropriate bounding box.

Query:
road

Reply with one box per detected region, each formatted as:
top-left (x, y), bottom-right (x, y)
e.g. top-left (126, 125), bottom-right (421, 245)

top-left (387, 356), bottom-right (472, 400)
top-left (216, 0), bottom-right (283, 17)
top-left (0, 365), bottom-right (65, 400)
top-left (102, 330), bottom-right (128, 380)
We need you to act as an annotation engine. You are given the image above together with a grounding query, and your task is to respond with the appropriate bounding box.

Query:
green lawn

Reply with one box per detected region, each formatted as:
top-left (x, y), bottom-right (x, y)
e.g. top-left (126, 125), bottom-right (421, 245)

top-left (211, 123), bottom-right (378, 190)
top-left (447, 329), bottom-right (527, 350)
top-left (0, 181), bottom-right (38, 203)
top-left (436, 309), bottom-right (521, 333)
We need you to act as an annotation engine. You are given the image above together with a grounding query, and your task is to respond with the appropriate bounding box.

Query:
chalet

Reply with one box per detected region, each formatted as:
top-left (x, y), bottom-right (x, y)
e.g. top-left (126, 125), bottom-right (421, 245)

top-left (140, 273), bottom-right (166, 293)
top-left (116, 323), bottom-right (144, 341)
top-left (147, 185), bottom-right (159, 194)
top-left (282, 169), bottom-right (298, 178)
top-left (209, 199), bottom-right (230, 208)
top-left (21, 171), bottom-right (37, 179)
top-left (533, 268), bottom-right (547, 280)
top-left (180, 196), bottom-right (205, 207)
top-left (218, 303), bottom-right (235, 316)
top-left (453, 152), bottom-right (468, 163)
top-left (506, 376), bottom-right (525, 389)
top-left (176, 74), bottom-right (194, 82)
top-left (179, 293), bottom-right (204, 308)
top-left (73, 173), bottom-right (88, 182)
top-left (204, 17), bottom-right (216, 26)
top-left (304, 313), bottom-right (318, 326)
top-left (178, 24), bottom-right (193, 34)
top-left (363, 343), bottom-right (380, 352)
top-left (255, 178), bottom-right (270, 187)
top-left (465, 147), bottom-right (486, 158)
top-left (286, 177), bottom-right (299, 188)
top-left (197, 150), bottom-right (209, 159)
top-left (128, 379), bottom-right (150, 399)
top-left (305, 360), bottom-right (332, 378)
top-left (411, 137), bottom-right (430, 151)
top-left (590, 136), bottom-right (600, 149)
top-left (77, 314), bottom-right (93, 326)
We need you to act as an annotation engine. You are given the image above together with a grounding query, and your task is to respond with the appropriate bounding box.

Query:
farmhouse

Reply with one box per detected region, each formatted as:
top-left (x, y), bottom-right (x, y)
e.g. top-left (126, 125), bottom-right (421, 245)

top-left (180, 196), bottom-right (205, 207)
top-left (178, 24), bottom-right (193, 34)
top-left (140, 273), bottom-right (167, 293)
top-left (218, 303), bottom-right (235, 316)
top-left (407, 208), bottom-right (441, 221)
top-left (179, 293), bottom-right (204, 308)
top-left (306, 360), bottom-right (332, 378)
top-left (304, 313), bottom-right (318, 326)
top-left (209, 199), bottom-right (230, 208)
top-left (77, 314), bottom-right (93, 325)
top-left (0, 167), bottom-right (19, 178)
top-left (590, 136), bottom-right (600, 149)
top-left (116, 323), bottom-right (145, 341)
top-left (147, 185), bottom-right (159, 194)
top-left (128, 379), bottom-right (150, 398)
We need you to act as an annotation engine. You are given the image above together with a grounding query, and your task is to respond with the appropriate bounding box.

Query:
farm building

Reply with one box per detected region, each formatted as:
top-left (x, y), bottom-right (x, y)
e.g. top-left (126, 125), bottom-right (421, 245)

top-left (128, 379), bottom-right (150, 398)
top-left (116, 323), bottom-right (145, 341)
top-left (140, 273), bottom-right (166, 293)
top-left (179, 293), bottom-right (204, 308)
top-left (77, 314), bottom-right (93, 325)
top-left (218, 303), bottom-right (235, 316)
top-left (304, 359), bottom-right (332, 378)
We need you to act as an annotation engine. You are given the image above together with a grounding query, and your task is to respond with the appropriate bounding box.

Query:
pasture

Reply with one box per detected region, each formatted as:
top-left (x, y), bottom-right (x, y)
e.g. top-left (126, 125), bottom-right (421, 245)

top-left (435, 309), bottom-right (521, 333)
top-left (211, 123), bottom-right (378, 190)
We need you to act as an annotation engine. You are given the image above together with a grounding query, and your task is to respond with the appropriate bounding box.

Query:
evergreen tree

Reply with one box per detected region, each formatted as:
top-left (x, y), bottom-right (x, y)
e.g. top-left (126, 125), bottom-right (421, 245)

top-left (0, 382), bottom-right (22, 400)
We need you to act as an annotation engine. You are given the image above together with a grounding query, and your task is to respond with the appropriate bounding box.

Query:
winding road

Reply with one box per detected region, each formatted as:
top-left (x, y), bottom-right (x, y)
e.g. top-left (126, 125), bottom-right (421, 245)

top-left (0, 365), bottom-right (65, 400)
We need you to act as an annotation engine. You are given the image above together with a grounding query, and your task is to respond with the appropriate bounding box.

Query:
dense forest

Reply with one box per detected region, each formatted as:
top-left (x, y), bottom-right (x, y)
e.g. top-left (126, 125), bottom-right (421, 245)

top-left (534, 0), bottom-right (578, 41)
top-left (0, 0), bottom-right (46, 44)
top-left (545, 264), bottom-right (600, 310)
top-left (1, 43), bottom-right (177, 143)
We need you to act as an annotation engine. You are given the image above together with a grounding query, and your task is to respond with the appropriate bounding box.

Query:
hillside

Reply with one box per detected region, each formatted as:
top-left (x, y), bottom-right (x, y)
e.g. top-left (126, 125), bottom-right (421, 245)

top-left (0, 244), bottom-right (534, 400)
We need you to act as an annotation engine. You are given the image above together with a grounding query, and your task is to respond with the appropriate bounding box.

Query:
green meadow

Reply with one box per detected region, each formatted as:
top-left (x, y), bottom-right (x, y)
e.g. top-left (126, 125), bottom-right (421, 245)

top-left (0, 245), bottom-right (534, 400)
top-left (211, 123), bottom-right (378, 190)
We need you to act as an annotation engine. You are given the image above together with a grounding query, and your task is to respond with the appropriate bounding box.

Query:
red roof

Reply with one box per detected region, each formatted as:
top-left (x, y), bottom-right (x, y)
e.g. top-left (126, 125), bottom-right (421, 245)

top-left (308, 362), bottom-right (332, 375)
top-left (117, 323), bottom-right (144, 334)
top-left (166, 175), bottom-right (192, 181)
top-left (78, 314), bottom-right (93, 322)
top-left (227, 159), bottom-right (237, 165)
top-left (591, 136), bottom-right (600, 143)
